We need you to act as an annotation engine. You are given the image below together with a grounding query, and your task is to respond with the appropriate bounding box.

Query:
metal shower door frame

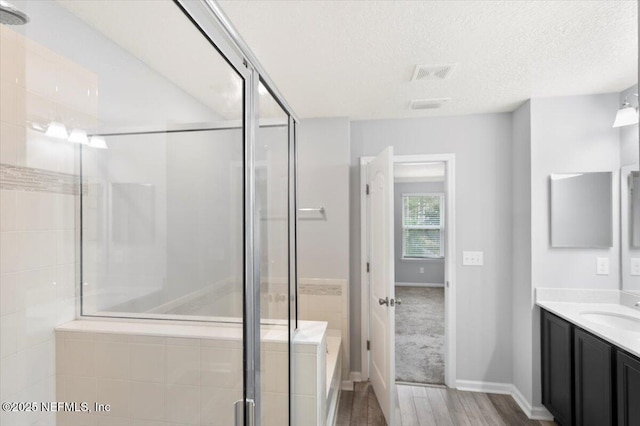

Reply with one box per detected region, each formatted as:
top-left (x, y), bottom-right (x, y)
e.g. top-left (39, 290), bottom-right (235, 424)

top-left (173, 1), bottom-right (299, 425)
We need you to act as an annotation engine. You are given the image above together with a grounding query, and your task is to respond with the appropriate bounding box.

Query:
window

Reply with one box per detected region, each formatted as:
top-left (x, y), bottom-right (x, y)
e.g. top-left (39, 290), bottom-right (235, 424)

top-left (402, 193), bottom-right (444, 259)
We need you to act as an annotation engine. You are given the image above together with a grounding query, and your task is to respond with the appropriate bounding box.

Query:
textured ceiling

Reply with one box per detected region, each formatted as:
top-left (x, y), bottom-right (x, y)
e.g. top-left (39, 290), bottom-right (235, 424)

top-left (219, 0), bottom-right (638, 119)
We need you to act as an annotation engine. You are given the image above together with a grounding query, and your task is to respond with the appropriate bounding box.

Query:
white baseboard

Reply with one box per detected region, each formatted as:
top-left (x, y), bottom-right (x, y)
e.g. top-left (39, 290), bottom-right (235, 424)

top-left (341, 371), bottom-right (362, 390)
top-left (395, 282), bottom-right (445, 288)
top-left (340, 381), bottom-right (353, 391)
top-left (455, 380), bottom-right (512, 394)
top-left (457, 381), bottom-right (554, 421)
top-left (511, 385), bottom-right (554, 421)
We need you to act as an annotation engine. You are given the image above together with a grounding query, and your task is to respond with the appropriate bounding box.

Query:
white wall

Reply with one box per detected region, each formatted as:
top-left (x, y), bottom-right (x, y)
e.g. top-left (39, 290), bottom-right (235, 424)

top-left (296, 117), bottom-right (351, 375)
top-left (297, 118), bottom-right (350, 281)
top-left (510, 92), bottom-right (623, 413)
top-left (510, 100), bottom-right (533, 407)
top-left (394, 181), bottom-right (445, 285)
top-left (530, 93), bottom-right (621, 291)
top-left (350, 114), bottom-right (514, 383)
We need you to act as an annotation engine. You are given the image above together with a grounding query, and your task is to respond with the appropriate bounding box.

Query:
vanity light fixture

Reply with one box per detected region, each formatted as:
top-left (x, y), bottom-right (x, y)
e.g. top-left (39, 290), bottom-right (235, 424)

top-left (613, 93), bottom-right (639, 128)
top-left (45, 121), bottom-right (68, 139)
top-left (89, 135), bottom-right (108, 149)
top-left (68, 128), bottom-right (89, 145)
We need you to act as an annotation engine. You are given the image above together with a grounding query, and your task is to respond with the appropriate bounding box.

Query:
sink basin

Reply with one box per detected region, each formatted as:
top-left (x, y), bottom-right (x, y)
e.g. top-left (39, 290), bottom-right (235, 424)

top-left (580, 312), bottom-right (640, 333)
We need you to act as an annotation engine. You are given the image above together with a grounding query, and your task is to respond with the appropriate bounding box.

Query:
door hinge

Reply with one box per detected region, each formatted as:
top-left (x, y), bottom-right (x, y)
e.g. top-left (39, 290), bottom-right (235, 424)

top-left (367, 340), bottom-right (370, 351)
top-left (366, 262), bottom-right (370, 273)
top-left (366, 184), bottom-right (370, 195)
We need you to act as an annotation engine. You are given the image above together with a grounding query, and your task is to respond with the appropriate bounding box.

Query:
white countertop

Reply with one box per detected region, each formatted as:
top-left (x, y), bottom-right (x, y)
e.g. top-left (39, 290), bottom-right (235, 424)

top-left (536, 300), bottom-right (640, 358)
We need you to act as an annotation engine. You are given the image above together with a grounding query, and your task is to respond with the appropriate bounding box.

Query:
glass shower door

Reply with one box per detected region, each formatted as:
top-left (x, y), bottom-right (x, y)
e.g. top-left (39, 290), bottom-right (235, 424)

top-left (0, 0), bottom-right (296, 424)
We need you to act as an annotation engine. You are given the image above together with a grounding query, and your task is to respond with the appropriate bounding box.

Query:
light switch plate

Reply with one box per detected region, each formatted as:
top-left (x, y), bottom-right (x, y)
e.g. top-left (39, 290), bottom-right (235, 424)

top-left (631, 258), bottom-right (640, 276)
top-left (596, 257), bottom-right (609, 275)
top-left (463, 251), bottom-right (483, 266)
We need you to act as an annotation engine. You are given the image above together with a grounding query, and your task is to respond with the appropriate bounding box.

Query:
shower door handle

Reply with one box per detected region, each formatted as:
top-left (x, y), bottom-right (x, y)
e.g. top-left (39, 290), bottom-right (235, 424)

top-left (234, 399), bottom-right (255, 426)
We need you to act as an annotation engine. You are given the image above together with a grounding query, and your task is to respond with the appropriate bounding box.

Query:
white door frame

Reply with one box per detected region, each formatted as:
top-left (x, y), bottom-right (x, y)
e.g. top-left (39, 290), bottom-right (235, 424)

top-left (360, 153), bottom-right (457, 388)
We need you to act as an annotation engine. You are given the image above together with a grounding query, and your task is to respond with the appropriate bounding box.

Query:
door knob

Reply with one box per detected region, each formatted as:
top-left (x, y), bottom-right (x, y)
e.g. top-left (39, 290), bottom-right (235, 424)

top-left (395, 299), bottom-right (402, 306)
top-left (379, 297), bottom-right (389, 306)
top-left (389, 298), bottom-right (402, 307)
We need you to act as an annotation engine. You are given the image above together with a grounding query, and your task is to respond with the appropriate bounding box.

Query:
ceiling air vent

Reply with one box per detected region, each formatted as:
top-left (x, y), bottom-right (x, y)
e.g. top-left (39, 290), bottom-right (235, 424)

top-left (410, 98), bottom-right (450, 110)
top-left (411, 64), bottom-right (456, 81)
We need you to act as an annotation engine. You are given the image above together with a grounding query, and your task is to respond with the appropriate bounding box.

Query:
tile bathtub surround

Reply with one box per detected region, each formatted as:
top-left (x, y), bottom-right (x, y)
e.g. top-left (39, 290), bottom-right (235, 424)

top-left (55, 320), bottom-right (328, 426)
top-left (298, 278), bottom-right (350, 382)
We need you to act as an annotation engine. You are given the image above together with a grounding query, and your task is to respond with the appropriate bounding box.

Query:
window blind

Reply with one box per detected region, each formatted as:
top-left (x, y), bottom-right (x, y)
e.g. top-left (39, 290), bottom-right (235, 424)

top-left (402, 194), bottom-right (443, 258)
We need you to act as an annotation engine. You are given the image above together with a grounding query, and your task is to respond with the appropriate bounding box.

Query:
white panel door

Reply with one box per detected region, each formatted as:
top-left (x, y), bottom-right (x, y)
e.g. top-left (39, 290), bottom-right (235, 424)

top-left (367, 146), bottom-right (395, 425)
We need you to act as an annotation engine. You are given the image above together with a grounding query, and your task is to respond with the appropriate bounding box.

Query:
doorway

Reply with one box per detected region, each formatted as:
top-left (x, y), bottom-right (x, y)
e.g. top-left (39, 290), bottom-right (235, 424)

top-left (360, 150), bottom-right (456, 425)
top-left (393, 162), bottom-right (447, 385)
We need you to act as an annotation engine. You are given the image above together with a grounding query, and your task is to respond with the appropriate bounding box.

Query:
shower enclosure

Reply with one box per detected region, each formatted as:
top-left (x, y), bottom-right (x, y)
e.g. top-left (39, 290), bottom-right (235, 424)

top-left (0, 0), bottom-right (298, 424)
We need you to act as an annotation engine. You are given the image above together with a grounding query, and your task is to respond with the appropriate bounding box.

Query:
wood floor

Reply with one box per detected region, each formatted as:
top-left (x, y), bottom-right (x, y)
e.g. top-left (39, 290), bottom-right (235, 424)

top-left (336, 383), bottom-right (558, 426)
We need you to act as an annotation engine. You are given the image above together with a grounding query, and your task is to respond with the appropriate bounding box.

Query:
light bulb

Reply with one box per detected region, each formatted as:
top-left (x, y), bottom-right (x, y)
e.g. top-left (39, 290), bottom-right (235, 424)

top-left (45, 121), bottom-right (68, 139)
top-left (68, 128), bottom-right (89, 145)
top-left (89, 136), bottom-right (108, 149)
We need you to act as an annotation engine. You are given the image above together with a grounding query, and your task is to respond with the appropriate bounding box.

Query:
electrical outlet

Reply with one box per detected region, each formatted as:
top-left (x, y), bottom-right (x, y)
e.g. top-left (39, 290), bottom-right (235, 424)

top-left (462, 251), bottom-right (483, 266)
top-left (631, 258), bottom-right (640, 276)
top-left (596, 257), bottom-right (609, 275)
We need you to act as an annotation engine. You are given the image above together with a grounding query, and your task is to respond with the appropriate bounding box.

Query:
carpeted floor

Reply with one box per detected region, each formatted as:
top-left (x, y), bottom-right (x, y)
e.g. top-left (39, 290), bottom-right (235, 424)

top-left (395, 286), bottom-right (445, 384)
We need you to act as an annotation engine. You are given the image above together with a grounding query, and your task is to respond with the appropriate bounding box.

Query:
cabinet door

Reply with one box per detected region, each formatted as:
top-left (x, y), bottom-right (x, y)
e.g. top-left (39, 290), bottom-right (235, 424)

top-left (542, 309), bottom-right (574, 426)
top-left (617, 351), bottom-right (640, 426)
top-left (574, 328), bottom-right (614, 426)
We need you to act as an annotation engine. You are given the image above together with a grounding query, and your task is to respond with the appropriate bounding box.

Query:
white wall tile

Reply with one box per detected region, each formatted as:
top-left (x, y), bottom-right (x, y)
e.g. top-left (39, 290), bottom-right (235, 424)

top-left (0, 232), bottom-right (18, 273)
top-left (56, 229), bottom-right (75, 265)
top-left (24, 339), bottom-right (55, 388)
top-left (0, 272), bottom-right (17, 315)
top-left (95, 340), bottom-right (130, 381)
top-left (262, 350), bottom-right (277, 393)
top-left (129, 382), bottom-right (164, 421)
top-left (0, 353), bottom-right (23, 400)
top-left (62, 339), bottom-right (95, 377)
top-left (15, 191), bottom-right (42, 231)
top-left (293, 353), bottom-right (317, 396)
top-left (164, 385), bottom-right (200, 425)
top-left (200, 385), bottom-right (239, 426)
top-left (0, 313), bottom-right (17, 358)
top-left (262, 392), bottom-right (288, 426)
top-left (55, 194), bottom-right (76, 230)
top-left (165, 344), bottom-right (200, 385)
top-left (0, 190), bottom-right (16, 231)
top-left (0, 121), bottom-right (18, 165)
top-left (200, 345), bottom-right (240, 389)
top-left (97, 379), bottom-right (131, 419)
top-left (129, 343), bottom-right (164, 383)
top-left (276, 351), bottom-right (288, 394)
top-left (294, 395), bottom-right (317, 426)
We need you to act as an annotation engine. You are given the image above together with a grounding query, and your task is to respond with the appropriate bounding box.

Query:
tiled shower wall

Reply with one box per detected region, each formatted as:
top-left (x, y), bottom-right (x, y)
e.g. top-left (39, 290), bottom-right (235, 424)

top-left (0, 25), bottom-right (81, 426)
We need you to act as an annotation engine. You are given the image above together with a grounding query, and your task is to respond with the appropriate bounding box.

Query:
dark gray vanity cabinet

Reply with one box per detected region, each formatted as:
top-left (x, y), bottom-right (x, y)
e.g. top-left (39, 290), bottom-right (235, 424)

top-left (617, 351), bottom-right (640, 426)
top-left (542, 309), bottom-right (574, 426)
top-left (574, 328), bottom-right (614, 426)
top-left (541, 308), bottom-right (640, 426)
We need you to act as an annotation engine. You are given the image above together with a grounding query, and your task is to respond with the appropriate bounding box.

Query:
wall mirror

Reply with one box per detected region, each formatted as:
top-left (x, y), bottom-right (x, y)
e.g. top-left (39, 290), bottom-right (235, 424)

top-left (621, 165), bottom-right (640, 294)
top-left (550, 172), bottom-right (613, 248)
